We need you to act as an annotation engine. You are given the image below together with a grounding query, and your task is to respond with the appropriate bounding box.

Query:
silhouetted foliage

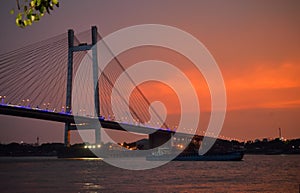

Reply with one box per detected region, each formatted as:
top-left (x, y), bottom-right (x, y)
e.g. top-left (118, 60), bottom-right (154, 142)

top-left (11, 0), bottom-right (59, 28)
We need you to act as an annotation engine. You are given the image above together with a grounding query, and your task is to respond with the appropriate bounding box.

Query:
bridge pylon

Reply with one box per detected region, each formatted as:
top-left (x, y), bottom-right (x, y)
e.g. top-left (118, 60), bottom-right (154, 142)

top-left (64, 26), bottom-right (101, 146)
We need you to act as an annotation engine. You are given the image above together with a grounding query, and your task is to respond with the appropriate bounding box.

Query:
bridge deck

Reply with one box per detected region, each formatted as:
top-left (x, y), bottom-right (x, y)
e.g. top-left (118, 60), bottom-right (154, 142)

top-left (0, 104), bottom-right (192, 136)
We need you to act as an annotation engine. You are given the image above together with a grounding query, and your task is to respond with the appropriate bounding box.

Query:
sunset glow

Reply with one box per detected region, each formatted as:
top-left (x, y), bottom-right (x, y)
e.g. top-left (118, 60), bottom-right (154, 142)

top-left (0, 0), bottom-right (299, 142)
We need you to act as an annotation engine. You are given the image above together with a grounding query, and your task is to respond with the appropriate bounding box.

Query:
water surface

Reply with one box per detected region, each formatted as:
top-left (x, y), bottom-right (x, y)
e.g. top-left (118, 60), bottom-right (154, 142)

top-left (0, 155), bottom-right (299, 192)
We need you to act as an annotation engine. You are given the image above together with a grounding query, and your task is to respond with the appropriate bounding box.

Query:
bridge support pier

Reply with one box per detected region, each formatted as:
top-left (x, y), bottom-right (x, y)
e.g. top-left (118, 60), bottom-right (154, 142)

top-left (92, 26), bottom-right (101, 145)
top-left (95, 128), bottom-right (100, 144)
top-left (64, 123), bottom-right (71, 147)
top-left (64, 28), bottom-right (73, 147)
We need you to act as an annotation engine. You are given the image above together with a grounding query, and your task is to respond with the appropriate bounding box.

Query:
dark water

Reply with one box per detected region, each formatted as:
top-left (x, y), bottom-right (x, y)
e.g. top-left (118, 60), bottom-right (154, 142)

top-left (0, 155), bottom-right (299, 193)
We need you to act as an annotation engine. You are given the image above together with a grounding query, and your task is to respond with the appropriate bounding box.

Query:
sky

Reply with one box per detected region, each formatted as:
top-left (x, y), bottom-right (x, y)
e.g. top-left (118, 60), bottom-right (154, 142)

top-left (0, 0), bottom-right (299, 143)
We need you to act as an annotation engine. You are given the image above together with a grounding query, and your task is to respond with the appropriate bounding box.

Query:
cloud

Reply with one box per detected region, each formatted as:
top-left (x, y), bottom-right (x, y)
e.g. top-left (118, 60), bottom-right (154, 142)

top-left (226, 62), bottom-right (300, 90)
top-left (224, 62), bottom-right (300, 110)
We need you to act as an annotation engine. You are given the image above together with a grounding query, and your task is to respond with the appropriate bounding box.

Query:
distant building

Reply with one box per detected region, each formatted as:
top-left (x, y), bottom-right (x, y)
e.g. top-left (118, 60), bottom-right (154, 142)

top-left (262, 138), bottom-right (268, 142)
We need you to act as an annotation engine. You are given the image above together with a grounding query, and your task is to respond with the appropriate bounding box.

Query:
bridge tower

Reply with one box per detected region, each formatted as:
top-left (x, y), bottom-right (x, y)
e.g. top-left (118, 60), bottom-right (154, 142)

top-left (64, 26), bottom-right (100, 146)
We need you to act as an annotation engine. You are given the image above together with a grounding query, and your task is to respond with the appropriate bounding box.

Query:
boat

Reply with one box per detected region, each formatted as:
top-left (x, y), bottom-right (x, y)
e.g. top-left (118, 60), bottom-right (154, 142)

top-left (173, 151), bottom-right (244, 161)
top-left (58, 146), bottom-right (244, 161)
top-left (146, 148), bottom-right (244, 161)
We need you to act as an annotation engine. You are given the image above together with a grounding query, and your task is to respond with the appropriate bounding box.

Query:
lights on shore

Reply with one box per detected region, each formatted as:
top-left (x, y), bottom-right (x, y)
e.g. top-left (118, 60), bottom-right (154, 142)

top-left (84, 144), bottom-right (102, 149)
top-left (177, 144), bottom-right (184, 149)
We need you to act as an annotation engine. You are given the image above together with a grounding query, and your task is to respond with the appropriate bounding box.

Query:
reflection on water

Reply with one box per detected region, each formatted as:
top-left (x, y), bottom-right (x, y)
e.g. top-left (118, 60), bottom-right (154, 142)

top-left (79, 182), bottom-right (103, 192)
top-left (65, 157), bottom-right (103, 161)
top-left (0, 155), bottom-right (299, 193)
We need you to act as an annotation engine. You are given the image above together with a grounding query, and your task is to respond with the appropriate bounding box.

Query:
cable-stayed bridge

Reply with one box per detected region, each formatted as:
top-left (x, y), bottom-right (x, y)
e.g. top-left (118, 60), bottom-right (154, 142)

top-left (0, 26), bottom-right (230, 149)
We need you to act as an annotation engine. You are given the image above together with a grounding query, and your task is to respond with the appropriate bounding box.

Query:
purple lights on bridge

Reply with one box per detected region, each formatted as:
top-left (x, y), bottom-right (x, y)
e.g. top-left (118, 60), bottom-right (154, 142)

top-left (0, 98), bottom-right (169, 131)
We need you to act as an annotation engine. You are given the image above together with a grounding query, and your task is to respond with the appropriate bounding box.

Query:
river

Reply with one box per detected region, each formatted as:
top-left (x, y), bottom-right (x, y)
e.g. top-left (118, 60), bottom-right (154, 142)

top-left (0, 155), bottom-right (299, 193)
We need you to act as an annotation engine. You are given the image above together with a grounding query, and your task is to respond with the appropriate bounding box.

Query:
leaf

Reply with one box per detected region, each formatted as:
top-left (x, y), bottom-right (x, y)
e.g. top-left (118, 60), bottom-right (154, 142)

top-left (35, 14), bottom-right (40, 21)
top-left (15, 18), bottom-right (20, 25)
top-left (17, 13), bottom-right (22, 20)
top-left (30, 1), bottom-right (35, 7)
top-left (37, 0), bottom-right (42, 6)
top-left (27, 19), bottom-right (32, 26)
top-left (30, 15), bottom-right (35, 21)
top-left (16, 19), bottom-right (24, 27)
top-left (27, 13), bottom-right (32, 20)
top-left (39, 6), bottom-right (46, 13)
top-left (13, 0), bottom-right (61, 28)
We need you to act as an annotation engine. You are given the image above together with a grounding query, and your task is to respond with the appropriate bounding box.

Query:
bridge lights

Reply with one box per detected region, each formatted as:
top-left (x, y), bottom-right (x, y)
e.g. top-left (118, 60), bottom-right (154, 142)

top-left (21, 99), bottom-right (25, 106)
top-left (42, 103), bottom-right (50, 110)
top-left (65, 106), bottom-right (70, 114)
top-left (0, 96), bottom-right (5, 104)
top-left (156, 122), bottom-right (160, 128)
top-left (25, 99), bottom-right (30, 107)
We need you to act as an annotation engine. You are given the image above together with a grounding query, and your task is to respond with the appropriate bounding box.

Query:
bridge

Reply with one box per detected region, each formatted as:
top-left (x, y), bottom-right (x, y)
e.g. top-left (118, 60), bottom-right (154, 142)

top-left (0, 103), bottom-right (187, 148)
top-left (0, 26), bottom-right (221, 150)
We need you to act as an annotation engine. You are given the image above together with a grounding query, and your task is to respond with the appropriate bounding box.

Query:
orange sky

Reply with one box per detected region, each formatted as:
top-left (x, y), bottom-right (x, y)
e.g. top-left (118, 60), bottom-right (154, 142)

top-left (113, 43), bottom-right (300, 140)
top-left (0, 0), bottom-right (299, 143)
